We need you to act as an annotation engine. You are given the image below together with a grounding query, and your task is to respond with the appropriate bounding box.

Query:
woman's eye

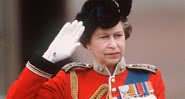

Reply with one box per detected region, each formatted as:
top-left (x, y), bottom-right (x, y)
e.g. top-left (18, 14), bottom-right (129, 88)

top-left (114, 34), bottom-right (123, 38)
top-left (100, 36), bottom-right (109, 38)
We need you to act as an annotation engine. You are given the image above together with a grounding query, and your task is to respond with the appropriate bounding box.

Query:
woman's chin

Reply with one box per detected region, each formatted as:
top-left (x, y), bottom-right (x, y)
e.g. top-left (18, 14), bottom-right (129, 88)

top-left (104, 58), bottom-right (121, 66)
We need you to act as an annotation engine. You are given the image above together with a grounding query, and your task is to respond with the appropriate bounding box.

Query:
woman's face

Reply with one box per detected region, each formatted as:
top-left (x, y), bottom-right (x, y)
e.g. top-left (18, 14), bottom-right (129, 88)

top-left (87, 22), bottom-right (125, 67)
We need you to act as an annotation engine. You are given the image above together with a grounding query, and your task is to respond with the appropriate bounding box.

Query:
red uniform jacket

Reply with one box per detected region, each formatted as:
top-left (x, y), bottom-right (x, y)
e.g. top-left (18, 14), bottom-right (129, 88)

top-left (7, 57), bottom-right (165, 99)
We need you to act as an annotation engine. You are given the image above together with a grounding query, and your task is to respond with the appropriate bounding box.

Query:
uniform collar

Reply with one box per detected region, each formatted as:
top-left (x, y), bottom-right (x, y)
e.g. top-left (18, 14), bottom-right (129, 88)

top-left (93, 57), bottom-right (126, 76)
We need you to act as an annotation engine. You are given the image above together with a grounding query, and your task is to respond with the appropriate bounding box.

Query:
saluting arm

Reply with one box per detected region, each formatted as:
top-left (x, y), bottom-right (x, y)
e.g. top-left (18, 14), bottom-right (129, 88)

top-left (7, 20), bottom-right (85, 99)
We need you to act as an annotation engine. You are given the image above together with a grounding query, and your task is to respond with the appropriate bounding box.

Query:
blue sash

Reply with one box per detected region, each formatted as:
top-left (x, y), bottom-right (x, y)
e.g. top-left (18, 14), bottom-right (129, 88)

top-left (125, 70), bottom-right (150, 84)
top-left (117, 69), bottom-right (150, 99)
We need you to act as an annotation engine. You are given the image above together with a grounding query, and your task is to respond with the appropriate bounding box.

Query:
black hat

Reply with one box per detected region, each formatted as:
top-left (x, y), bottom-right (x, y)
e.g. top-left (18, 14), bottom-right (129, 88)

top-left (76, 0), bottom-right (132, 47)
top-left (76, 0), bottom-right (132, 28)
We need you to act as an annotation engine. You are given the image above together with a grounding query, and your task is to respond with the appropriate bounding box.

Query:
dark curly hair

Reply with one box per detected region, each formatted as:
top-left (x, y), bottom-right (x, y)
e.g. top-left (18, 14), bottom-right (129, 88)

top-left (75, 0), bottom-right (132, 48)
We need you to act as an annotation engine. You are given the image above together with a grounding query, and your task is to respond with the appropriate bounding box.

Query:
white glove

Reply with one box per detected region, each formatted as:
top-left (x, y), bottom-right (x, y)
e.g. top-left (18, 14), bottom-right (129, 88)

top-left (42, 20), bottom-right (85, 63)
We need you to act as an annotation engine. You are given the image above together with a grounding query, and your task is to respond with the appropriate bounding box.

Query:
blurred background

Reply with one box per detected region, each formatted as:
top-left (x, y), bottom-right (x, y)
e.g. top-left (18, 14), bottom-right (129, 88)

top-left (0, 0), bottom-right (184, 98)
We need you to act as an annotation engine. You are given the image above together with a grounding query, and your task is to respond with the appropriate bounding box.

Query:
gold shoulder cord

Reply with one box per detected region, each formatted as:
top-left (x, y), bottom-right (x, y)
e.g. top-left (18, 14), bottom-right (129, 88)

top-left (70, 71), bottom-right (78, 99)
top-left (70, 71), bottom-right (108, 99)
top-left (90, 84), bottom-right (108, 99)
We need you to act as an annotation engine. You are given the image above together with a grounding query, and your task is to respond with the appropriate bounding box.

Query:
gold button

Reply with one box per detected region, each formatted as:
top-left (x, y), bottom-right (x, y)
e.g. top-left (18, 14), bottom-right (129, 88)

top-left (111, 78), bottom-right (116, 83)
top-left (112, 88), bottom-right (117, 93)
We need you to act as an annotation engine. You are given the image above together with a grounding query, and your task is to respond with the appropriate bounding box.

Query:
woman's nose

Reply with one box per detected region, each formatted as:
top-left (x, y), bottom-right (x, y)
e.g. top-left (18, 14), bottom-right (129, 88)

top-left (107, 37), bottom-right (117, 49)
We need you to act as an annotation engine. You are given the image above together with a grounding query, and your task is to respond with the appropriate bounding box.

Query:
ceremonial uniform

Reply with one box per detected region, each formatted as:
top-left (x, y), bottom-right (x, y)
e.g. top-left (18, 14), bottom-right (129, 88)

top-left (7, 56), bottom-right (165, 99)
top-left (7, 0), bottom-right (166, 98)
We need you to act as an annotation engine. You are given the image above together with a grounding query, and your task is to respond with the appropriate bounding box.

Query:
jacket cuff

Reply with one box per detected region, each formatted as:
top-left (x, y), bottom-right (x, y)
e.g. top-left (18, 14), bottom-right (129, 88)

top-left (26, 54), bottom-right (61, 78)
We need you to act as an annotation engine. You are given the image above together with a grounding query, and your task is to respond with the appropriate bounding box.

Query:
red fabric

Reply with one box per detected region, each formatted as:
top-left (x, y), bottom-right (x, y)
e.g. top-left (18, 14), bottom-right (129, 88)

top-left (149, 70), bottom-right (166, 99)
top-left (7, 67), bottom-right (165, 99)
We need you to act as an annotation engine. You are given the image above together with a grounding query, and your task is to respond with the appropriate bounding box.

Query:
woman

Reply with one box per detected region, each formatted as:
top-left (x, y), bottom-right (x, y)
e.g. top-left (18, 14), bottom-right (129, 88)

top-left (7, 0), bottom-right (165, 99)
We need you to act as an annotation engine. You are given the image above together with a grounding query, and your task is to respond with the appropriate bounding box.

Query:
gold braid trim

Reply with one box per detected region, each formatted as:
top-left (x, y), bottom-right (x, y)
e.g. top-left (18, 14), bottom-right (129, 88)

top-left (70, 71), bottom-right (78, 99)
top-left (90, 84), bottom-right (108, 99)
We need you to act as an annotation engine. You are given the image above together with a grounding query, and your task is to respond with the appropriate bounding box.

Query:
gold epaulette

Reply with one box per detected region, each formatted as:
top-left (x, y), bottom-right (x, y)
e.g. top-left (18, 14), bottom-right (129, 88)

top-left (126, 64), bottom-right (158, 73)
top-left (62, 62), bottom-right (92, 72)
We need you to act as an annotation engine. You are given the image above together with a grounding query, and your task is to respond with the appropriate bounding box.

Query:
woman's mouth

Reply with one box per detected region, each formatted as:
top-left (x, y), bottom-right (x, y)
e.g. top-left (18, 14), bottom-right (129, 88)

top-left (105, 52), bottom-right (120, 58)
